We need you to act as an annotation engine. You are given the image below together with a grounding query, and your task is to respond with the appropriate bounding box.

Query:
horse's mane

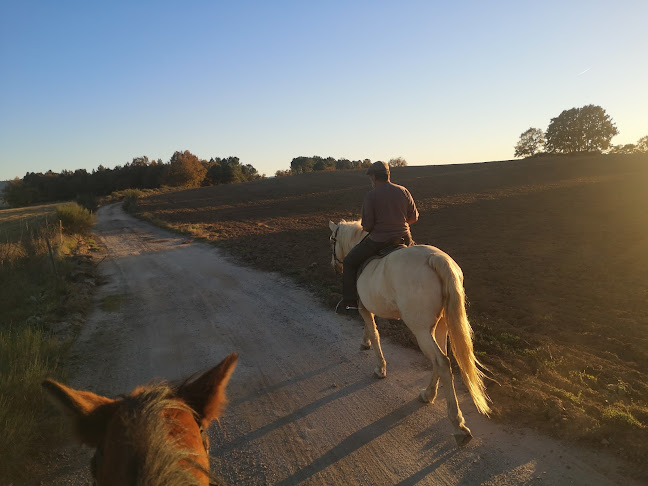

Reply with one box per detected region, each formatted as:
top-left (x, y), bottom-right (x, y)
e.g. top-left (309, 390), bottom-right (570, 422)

top-left (117, 383), bottom-right (211, 486)
top-left (338, 220), bottom-right (367, 249)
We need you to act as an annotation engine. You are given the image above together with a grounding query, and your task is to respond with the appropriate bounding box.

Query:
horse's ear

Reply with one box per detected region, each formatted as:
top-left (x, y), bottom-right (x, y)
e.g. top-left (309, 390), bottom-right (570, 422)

top-left (42, 379), bottom-right (118, 447)
top-left (329, 221), bottom-right (337, 232)
top-left (178, 353), bottom-right (238, 428)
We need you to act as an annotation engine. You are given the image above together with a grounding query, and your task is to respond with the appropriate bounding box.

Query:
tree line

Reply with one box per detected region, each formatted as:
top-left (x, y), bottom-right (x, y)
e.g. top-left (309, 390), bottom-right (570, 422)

top-left (514, 104), bottom-right (648, 158)
top-left (276, 156), bottom-right (407, 177)
top-left (2, 151), bottom-right (262, 208)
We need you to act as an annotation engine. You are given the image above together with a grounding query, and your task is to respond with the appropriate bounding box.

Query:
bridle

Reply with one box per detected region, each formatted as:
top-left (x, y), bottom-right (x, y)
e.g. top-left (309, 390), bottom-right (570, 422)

top-left (330, 226), bottom-right (344, 270)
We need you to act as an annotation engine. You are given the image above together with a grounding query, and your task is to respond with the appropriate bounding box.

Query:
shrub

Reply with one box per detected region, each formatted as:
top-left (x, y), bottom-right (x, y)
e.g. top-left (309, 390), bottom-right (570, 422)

top-left (121, 189), bottom-right (142, 213)
top-left (76, 193), bottom-right (99, 212)
top-left (55, 203), bottom-right (95, 235)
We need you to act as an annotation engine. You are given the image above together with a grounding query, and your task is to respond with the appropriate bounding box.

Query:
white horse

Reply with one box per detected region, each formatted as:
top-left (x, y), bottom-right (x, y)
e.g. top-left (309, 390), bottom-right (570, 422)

top-left (329, 220), bottom-right (490, 446)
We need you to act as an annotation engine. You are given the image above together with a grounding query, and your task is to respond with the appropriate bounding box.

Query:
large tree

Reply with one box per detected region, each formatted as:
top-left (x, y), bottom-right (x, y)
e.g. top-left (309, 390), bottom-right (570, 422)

top-left (206, 157), bottom-right (261, 184)
top-left (514, 128), bottom-right (545, 157)
top-left (290, 156), bottom-right (315, 174)
top-left (163, 150), bottom-right (207, 187)
top-left (545, 104), bottom-right (618, 154)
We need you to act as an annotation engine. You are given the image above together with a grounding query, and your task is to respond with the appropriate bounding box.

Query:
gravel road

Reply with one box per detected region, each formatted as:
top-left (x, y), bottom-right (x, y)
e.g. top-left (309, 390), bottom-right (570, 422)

top-left (44, 204), bottom-right (640, 485)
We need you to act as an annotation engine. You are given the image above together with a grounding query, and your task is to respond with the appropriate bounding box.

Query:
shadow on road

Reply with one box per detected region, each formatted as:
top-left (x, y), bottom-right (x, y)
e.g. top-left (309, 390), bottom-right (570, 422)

top-left (275, 398), bottom-right (427, 485)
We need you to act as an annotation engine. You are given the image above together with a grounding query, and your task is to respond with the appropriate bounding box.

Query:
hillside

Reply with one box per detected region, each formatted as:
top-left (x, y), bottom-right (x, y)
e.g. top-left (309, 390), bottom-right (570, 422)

top-left (135, 153), bottom-right (648, 468)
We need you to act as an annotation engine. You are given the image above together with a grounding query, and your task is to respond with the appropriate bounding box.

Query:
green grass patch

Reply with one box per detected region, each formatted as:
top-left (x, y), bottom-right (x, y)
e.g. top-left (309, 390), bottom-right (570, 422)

top-left (86, 235), bottom-right (103, 252)
top-left (569, 369), bottom-right (599, 388)
top-left (602, 403), bottom-right (644, 429)
top-left (548, 385), bottom-right (583, 405)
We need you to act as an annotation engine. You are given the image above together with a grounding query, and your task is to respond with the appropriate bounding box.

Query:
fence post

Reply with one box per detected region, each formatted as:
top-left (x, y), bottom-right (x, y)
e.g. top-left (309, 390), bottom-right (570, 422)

top-left (59, 220), bottom-right (63, 245)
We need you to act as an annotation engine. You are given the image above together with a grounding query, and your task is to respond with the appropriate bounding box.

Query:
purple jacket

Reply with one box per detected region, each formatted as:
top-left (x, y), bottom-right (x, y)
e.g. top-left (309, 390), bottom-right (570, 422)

top-left (361, 182), bottom-right (418, 242)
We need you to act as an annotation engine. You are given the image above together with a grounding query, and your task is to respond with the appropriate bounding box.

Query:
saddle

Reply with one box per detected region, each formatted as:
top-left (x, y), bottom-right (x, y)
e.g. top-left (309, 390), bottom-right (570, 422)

top-left (358, 241), bottom-right (409, 277)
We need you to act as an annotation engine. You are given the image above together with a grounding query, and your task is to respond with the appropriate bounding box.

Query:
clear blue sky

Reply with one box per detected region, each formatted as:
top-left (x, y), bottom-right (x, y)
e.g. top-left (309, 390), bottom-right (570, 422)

top-left (1, 1), bottom-right (646, 180)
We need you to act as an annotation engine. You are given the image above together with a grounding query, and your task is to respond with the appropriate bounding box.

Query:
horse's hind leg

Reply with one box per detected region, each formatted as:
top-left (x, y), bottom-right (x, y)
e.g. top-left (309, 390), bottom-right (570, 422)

top-left (360, 316), bottom-right (372, 350)
top-left (359, 309), bottom-right (387, 378)
top-left (420, 367), bottom-right (440, 404)
top-left (420, 315), bottom-right (448, 404)
top-left (413, 328), bottom-right (472, 447)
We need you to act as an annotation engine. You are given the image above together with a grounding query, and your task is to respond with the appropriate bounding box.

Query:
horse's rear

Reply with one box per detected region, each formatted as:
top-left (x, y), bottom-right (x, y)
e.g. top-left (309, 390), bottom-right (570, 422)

top-left (43, 353), bottom-right (238, 486)
top-left (358, 245), bottom-right (446, 320)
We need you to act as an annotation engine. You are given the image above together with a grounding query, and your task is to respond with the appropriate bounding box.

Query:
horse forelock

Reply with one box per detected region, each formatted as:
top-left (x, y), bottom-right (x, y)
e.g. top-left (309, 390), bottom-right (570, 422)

top-left (105, 382), bottom-right (209, 486)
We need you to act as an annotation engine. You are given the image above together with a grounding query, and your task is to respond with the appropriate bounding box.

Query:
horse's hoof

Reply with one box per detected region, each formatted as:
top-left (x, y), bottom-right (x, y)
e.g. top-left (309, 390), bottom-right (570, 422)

top-left (419, 389), bottom-right (432, 403)
top-left (453, 427), bottom-right (473, 448)
top-left (360, 343), bottom-right (372, 350)
top-left (374, 367), bottom-right (387, 379)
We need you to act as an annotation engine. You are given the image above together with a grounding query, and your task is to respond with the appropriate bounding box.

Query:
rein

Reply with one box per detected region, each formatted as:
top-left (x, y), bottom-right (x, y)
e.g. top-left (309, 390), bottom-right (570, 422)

top-left (330, 226), bottom-right (344, 267)
top-left (331, 225), bottom-right (371, 270)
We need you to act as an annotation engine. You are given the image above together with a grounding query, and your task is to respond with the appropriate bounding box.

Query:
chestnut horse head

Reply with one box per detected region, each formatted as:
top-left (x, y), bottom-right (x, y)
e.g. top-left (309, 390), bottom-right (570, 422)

top-left (43, 353), bottom-right (238, 486)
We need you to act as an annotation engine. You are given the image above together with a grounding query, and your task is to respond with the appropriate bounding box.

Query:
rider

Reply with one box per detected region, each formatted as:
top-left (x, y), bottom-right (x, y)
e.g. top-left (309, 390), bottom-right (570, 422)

top-left (336, 161), bottom-right (419, 315)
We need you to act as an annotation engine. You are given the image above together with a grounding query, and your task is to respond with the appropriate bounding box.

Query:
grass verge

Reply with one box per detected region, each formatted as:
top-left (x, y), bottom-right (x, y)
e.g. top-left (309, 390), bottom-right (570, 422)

top-left (0, 202), bottom-right (100, 482)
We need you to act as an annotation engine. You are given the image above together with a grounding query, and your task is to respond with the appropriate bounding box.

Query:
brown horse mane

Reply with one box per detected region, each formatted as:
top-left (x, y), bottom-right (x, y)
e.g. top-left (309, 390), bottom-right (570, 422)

top-left (116, 382), bottom-right (216, 486)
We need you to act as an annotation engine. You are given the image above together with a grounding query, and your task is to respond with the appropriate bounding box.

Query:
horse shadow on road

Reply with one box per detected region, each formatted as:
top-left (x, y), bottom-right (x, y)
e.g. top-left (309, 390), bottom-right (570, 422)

top-left (275, 397), bottom-right (441, 486)
top-left (221, 374), bottom-right (374, 450)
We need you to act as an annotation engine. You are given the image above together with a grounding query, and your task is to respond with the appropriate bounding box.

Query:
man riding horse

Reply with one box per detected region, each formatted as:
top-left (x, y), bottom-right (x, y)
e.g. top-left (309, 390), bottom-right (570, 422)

top-left (336, 161), bottom-right (419, 316)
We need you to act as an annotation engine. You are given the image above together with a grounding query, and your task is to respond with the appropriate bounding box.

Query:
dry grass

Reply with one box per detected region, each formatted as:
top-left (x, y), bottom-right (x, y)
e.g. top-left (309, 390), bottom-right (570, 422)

top-left (0, 203), bottom-right (60, 241)
top-left (0, 204), bottom-right (101, 482)
top-left (135, 153), bottom-right (648, 472)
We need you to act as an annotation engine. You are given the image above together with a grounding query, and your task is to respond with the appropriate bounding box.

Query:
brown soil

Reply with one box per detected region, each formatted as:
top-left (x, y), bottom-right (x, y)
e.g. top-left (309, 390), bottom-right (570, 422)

top-left (136, 153), bottom-right (648, 475)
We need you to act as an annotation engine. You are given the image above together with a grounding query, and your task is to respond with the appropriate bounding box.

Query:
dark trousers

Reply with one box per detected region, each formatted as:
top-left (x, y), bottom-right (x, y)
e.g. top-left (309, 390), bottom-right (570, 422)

top-left (342, 237), bottom-right (396, 302)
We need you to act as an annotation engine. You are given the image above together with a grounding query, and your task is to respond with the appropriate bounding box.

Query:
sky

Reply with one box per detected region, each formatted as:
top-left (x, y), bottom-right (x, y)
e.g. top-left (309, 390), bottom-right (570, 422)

top-left (1, 1), bottom-right (646, 180)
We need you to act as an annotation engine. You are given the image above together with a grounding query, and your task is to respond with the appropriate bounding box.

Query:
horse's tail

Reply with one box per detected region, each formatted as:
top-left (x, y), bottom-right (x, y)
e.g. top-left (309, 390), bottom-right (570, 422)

top-left (428, 253), bottom-right (491, 416)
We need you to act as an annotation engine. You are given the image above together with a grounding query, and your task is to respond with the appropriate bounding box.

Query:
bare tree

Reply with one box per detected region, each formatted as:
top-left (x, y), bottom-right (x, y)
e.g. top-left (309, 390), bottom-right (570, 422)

top-left (388, 157), bottom-right (408, 167)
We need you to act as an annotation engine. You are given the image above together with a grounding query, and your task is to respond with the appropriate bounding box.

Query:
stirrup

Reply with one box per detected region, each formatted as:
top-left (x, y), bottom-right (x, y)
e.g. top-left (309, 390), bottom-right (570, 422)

top-left (336, 300), bottom-right (359, 315)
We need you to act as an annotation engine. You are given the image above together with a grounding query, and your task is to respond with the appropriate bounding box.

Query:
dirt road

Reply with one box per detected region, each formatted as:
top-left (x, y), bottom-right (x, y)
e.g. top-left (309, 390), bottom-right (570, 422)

top-left (46, 204), bottom-right (640, 485)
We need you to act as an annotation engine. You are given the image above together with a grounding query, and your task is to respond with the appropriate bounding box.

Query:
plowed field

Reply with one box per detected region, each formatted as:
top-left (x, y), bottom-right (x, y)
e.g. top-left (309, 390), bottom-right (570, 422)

top-left (136, 153), bottom-right (648, 473)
